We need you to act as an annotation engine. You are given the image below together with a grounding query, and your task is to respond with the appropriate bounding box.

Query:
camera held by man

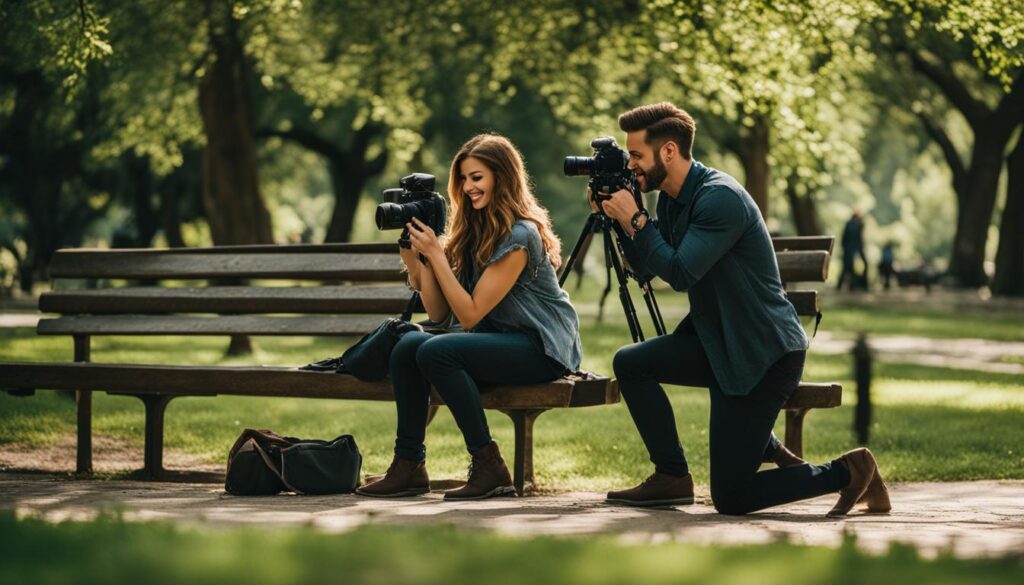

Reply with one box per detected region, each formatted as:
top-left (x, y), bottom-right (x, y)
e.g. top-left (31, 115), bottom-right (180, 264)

top-left (564, 136), bottom-right (642, 212)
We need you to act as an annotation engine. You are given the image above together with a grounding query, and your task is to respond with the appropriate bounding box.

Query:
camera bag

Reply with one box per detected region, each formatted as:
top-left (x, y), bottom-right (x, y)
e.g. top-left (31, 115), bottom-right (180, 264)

top-left (225, 428), bottom-right (363, 496)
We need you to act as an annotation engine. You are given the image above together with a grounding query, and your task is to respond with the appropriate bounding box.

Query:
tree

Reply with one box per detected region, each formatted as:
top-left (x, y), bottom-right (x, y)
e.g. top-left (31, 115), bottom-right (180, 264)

top-left (877, 0), bottom-right (1024, 288)
top-left (0, 0), bottom-right (114, 291)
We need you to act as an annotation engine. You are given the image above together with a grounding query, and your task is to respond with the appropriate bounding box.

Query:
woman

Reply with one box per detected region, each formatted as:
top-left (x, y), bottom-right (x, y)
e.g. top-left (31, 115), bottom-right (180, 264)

top-left (356, 134), bottom-right (583, 500)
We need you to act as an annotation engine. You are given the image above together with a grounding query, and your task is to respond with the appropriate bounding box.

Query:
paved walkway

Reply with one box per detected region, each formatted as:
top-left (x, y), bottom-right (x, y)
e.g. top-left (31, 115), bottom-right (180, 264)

top-left (3, 473), bottom-right (1022, 559)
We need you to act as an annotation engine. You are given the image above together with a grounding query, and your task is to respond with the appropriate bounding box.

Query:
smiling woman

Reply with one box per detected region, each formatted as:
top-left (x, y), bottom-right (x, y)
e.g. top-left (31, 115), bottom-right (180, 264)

top-left (358, 133), bottom-right (584, 502)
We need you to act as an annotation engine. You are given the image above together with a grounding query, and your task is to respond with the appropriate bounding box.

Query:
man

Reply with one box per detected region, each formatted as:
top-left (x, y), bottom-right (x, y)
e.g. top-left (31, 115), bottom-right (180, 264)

top-left (595, 102), bottom-right (890, 516)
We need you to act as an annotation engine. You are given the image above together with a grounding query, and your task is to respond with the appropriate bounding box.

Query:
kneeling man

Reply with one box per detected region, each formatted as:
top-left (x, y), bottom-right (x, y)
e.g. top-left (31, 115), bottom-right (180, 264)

top-left (598, 102), bottom-right (890, 516)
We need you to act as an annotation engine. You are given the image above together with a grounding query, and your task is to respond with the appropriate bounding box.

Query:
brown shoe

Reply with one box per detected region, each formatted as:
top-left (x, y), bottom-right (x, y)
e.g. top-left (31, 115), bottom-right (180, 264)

top-left (768, 443), bottom-right (807, 468)
top-left (355, 457), bottom-right (430, 497)
top-left (443, 442), bottom-right (516, 501)
top-left (857, 465), bottom-right (892, 513)
top-left (827, 448), bottom-right (877, 517)
top-left (606, 472), bottom-right (695, 507)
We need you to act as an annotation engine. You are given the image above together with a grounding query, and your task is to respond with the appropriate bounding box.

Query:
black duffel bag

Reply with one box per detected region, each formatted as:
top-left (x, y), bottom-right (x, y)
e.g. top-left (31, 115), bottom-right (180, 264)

top-left (225, 428), bottom-right (362, 496)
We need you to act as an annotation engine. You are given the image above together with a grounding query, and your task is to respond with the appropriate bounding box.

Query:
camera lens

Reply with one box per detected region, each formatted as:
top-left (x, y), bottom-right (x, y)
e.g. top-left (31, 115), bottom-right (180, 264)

top-left (564, 156), bottom-right (593, 176)
top-left (375, 202), bottom-right (407, 230)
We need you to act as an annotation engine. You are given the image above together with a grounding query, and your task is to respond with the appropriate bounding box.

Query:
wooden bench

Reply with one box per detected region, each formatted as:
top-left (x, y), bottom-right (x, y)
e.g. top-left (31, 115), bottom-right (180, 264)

top-left (0, 237), bottom-right (839, 491)
top-left (772, 235), bottom-right (843, 456)
top-left (0, 243), bottom-right (614, 494)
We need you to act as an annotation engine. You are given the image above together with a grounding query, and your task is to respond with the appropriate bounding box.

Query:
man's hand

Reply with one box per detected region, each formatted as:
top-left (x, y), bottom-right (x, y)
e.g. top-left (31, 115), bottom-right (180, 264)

top-left (600, 188), bottom-right (640, 228)
top-left (586, 187), bottom-right (600, 213)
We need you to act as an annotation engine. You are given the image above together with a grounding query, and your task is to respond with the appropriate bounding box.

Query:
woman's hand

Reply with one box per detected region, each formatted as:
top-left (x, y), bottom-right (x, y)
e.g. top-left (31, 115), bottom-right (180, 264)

top-left (407, 217), bottom-right (445, 265)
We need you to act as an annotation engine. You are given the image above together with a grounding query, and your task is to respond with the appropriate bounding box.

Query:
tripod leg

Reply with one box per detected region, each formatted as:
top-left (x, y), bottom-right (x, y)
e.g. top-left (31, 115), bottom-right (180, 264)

top-left (558, 214), bottom-right (601, 288)
top-left (640, 281), bottom-right (667, 336)
top-left (605, 225), bottom-right (644, 342)
top-left (598, 245), bottom-right (612, 323)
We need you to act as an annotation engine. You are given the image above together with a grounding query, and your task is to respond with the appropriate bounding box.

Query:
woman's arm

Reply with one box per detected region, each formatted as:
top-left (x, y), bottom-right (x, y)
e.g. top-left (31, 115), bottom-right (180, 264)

top-left (416, 257), bottom-right (452, 323)
top-left (408, 217), bottom-right (526, 330)
top-left (399, 246), bottom-right (422, 289)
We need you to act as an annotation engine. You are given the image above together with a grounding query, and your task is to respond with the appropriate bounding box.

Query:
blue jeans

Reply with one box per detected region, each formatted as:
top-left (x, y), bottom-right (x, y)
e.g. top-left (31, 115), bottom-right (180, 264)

top-left (613, 322), bottom-right (849, 514)
top-left (390, 331), bottom-right (565, 461)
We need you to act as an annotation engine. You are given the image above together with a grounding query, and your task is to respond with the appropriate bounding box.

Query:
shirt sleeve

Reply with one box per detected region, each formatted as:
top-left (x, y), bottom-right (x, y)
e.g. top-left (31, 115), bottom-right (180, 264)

top-left (612, 221), bottom-right (656, 283)
top-left (631, 188), bottom-right (748, 291)
top-left (484, 221), bottom-right (543, 282)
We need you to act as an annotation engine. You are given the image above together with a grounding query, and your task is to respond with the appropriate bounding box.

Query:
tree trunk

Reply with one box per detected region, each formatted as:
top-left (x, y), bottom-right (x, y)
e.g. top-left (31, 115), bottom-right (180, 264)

top-left (947, 137), bottom-right (1005, 287)
top-left (197, 0), bottom-right (270, 355)
top-left (738, 112), bottom-right (770, 218)
top-left (325, 160), bottom-right (369, 242)
top-left (784, 176), bottom-right (822, 236)
top-left (258, 123), bottom-right (389, 243)
top-left (993, 132), bottom-right (1024, 296)
top-left (197, 0), bottom-right (272, 246)
top-left (127, 154), bottom-right (159, 248)
top-left (160, 187), bottom-right (186, 248)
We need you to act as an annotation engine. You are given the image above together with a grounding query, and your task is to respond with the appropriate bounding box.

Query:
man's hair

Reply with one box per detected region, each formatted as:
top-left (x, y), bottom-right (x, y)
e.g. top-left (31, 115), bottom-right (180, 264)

top-left (618, 102), bottom-right (696, 160)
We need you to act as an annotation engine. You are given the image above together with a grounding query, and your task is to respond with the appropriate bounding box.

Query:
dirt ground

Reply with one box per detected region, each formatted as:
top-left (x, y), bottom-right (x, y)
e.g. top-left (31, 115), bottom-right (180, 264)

top-left (3, 469), bottom-right (1023, 560)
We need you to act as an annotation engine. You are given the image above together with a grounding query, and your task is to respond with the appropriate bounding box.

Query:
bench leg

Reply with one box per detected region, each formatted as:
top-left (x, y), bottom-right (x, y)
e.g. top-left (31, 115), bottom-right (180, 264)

top-left (425, 405), bottom-right (440, 426)
top-left (74, 335), bottom-right (92, 474)
top-left (784, 408), bottom-right (808, 458)
top-left (499, 408), bottom-right (547, 496)
top-left (135, 395), bottom-right (175, 480)
top-left (76, 391), bottom-right (92, 474)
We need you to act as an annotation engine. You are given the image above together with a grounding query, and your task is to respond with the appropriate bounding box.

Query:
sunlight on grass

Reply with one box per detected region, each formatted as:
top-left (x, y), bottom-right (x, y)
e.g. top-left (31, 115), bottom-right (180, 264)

top-left (2, 513), bottom-right (1022, 585)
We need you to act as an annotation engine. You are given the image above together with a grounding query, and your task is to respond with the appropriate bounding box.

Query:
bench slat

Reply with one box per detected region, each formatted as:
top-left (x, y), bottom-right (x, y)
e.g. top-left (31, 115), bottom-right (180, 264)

top-left (157, 243), bottom-right (399, 254)
top-left (786, 290), bottom-right (818, 316)
top-left (0, 362), bottom-right (615, 409)
top-left (47, 252), bottom-right (404, 281)
top-left (785, 383), bottom-right (842, 409)
top-left (778, 251), bottom-right (830, 283)
top-left (39, 285), bottom-right (413, 315)
top-left (772, 236), bottom-right (835, 254)
top-left (37, 315), bottom-right (388, 336)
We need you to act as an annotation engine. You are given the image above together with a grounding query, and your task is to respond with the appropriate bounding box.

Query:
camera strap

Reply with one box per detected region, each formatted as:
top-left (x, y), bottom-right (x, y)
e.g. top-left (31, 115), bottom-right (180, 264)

top-left (400, 292), bottom-right (419, 322)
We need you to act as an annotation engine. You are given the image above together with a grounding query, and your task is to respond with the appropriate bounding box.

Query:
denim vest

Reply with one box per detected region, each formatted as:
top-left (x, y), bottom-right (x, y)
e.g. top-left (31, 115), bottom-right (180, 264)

top-left (468, 220), bottom-right (583, 373)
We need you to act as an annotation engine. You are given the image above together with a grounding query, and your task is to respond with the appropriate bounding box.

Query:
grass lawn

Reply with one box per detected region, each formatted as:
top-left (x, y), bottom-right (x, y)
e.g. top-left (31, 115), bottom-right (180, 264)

top-left (1, 513), bottom-right (1021, 585)
top-left (2, 295), bottom-right (1023, 489)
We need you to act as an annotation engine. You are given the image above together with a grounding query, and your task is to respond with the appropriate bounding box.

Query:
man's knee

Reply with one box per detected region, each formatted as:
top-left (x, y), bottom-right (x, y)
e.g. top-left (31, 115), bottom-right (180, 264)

top-left (710, 482), bottom-right (752, 516)
top-left (612, 344), bottom-right (647, 381)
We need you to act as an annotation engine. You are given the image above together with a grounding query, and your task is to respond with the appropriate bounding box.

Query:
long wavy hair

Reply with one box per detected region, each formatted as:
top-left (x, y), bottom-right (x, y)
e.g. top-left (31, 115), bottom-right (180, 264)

top-left (443, 133), bottom-right (563, 279)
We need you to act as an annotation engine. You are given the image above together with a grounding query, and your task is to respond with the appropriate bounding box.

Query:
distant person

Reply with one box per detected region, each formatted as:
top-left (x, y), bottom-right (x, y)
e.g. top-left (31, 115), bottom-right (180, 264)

top-left (837, 210), bottom-right (866, 291)
top-left (878, 241), bottom-right (896, 291)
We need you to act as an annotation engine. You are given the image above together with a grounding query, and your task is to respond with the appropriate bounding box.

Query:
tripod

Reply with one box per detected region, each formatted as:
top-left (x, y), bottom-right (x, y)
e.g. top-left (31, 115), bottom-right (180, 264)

top-left (559, 211), bottom-right (666, 343)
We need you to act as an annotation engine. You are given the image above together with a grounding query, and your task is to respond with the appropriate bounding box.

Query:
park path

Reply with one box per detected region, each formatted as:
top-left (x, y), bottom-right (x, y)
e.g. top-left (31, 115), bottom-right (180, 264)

top-left (2, 472), bottom-right (1022, 560)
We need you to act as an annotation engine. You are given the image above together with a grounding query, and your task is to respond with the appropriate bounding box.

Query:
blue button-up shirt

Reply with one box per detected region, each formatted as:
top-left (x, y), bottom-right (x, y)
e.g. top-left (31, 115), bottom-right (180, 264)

top-left (619, 161), bottom-right (808, 395)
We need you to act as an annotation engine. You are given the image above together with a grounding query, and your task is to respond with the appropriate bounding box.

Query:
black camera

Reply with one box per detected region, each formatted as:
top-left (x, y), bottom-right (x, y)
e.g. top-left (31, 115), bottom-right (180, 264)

top-left (375, 173), bottom-right (447, 249)
top-left (564, 136), bottom-right (641, 206)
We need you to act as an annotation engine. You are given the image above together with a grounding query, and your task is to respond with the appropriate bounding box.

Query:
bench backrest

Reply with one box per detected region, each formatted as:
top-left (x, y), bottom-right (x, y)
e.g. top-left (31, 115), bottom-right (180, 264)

top-left (38, 237), bottom-right (833, 338)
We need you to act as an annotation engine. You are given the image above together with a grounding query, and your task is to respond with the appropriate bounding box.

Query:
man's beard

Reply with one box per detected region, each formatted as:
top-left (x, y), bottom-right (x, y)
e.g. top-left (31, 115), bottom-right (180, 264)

top-left (638, 150), bottom-right (668, 192)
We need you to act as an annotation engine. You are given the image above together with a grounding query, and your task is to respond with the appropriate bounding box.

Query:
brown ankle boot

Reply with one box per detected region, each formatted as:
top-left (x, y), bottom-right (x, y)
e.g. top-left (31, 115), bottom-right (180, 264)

top-left (355, 457), bottom-right (430, 497)
top-left (828, 448), bottom-right (877, 517)
top-left (443, 442), bottom-right (516, 501)
top-left (857, 465), bottom-right (892, 513)
top-left (606, 472), bottom-right (695, 507)
top-left (768, 444), bottom-right (807, 468)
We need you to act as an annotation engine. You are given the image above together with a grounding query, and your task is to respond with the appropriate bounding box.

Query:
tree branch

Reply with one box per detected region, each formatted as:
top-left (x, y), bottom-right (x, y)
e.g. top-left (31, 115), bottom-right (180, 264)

top-left (256, 126), bottom-right (341, 159)
top-left (917, 112), bottom-right (967, 195)
top-left (994, 72), bottom-right (1024, 130)
top-left (907, 48), bottom-right (988, 127)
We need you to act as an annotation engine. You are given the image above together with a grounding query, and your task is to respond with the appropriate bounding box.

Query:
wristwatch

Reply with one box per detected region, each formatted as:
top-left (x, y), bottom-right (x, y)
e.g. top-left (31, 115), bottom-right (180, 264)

top-left (630, 209), bottom-right (650, 237)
